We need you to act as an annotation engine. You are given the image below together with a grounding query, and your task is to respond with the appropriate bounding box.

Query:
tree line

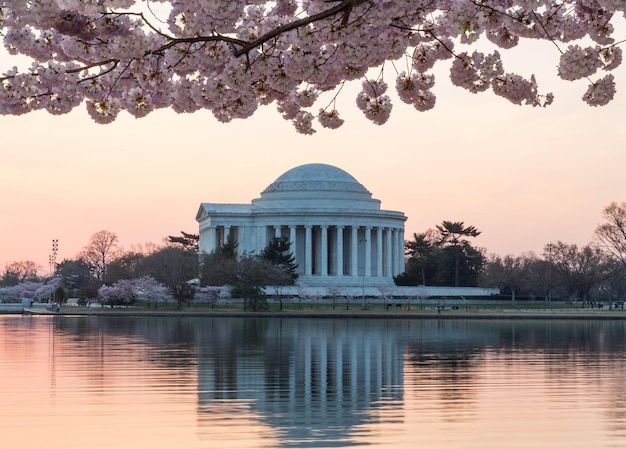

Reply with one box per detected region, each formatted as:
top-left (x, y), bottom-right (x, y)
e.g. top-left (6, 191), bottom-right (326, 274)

top-left (2, 202), bottom-right (626, 306)
top-left (399, 202), bottom-right (626, 305)
top-left (0, 230), bottom-right (299, 311)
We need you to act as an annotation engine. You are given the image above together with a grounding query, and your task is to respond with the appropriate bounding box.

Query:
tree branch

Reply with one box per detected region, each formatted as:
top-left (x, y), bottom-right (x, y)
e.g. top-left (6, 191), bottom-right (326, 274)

top-left (66, 58), bottom-right (119, 75)
top-left (151, 0), bottom-right (369, 57)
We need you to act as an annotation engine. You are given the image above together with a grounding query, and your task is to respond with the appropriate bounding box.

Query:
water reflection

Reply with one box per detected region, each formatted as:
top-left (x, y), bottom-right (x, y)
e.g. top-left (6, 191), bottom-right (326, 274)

top-left (1, 316), bottom-right (626, 449)
top-left (195, 319), bottom-right (404, 447)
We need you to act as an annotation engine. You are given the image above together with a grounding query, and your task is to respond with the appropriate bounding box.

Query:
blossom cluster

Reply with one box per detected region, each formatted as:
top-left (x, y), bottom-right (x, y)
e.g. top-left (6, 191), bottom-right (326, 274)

top-left (98, 276), bottom-right (171, 305)
top-left (0, 0), bottom-right (624, 133)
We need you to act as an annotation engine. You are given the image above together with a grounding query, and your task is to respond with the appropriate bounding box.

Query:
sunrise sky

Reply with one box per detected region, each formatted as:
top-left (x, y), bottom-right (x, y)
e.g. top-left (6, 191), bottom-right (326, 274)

top-left (2, 35), bottom-right (625, 275)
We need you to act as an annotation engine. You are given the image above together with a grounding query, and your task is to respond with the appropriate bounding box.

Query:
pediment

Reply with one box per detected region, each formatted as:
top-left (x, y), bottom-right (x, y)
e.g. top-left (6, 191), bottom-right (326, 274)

top-left (195, 204), bottom-right (209, 221)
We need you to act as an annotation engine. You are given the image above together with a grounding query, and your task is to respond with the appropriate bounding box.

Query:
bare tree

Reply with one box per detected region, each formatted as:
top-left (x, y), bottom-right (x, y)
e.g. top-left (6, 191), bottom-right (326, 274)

top-left (326, 286), bottom-right (345, 310)
top-left (344, 290), bottom-right (355, 311)
top-left (548, 241), bottom-right (606, 302)
top-left (81, 230), bottom-right (120, 282)
top-left (415, 286), bottom-right (428, 311)
top-left (265, 262), bottom-right (294, 311)
top-left (480, 254), bottom-right (529, 301)
top-left (295, 282), bottom-right (309, 310)
top-left (1, 261), bottom-right (41, 286)
top-left (521, 253), bottom-right (554, 301)
top-left (595, 202), bottom-right (626, 269)
top-left (376, 285), bottom-right (395, 310)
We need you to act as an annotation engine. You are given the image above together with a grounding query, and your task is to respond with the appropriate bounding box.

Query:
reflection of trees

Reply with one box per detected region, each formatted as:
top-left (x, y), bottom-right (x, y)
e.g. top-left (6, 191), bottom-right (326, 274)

top-left (402, 320), bottom-right (490, 422)
top-left (28, 316), bottom-right (626, 447)
top-left (604, 361), bottom-right (626, 440)
top-left (401, 319), bottom-right (626, 426)
top-left (195, 318), bottom-right (268, 400)
top-left (51, 316), bottom-right (200, 375)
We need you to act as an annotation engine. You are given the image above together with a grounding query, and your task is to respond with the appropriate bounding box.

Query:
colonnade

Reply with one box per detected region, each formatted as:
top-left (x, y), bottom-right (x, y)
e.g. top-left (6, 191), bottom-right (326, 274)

top-left (205, 223), bottom-right (405, 280)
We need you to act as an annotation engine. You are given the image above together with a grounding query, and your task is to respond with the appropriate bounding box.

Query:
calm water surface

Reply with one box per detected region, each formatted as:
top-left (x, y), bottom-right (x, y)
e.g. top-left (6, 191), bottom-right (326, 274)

top-left (1, 315), bottom-right (626, 449)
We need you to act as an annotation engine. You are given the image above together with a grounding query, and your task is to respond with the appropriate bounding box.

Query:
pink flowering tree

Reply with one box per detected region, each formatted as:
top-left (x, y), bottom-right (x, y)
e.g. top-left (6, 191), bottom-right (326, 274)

top-left (0, 1), bottom-right (623, 134)
top-left (98, 279), bottom-right (137, 306)
top-left (98, 275), bottom-right (171, 307)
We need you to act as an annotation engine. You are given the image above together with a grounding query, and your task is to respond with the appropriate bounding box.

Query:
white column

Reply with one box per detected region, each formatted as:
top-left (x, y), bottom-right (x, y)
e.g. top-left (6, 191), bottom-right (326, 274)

top-left (386, 228), bottom-right (393, 277)
top-left (376, 227), bottom-right (383, 277)
top-left (336, 226), bottom-right (344, 277)
top-left (351, 226), bottom-right (358, 277)
top-left (391, 228), bottom-right (399, 275)
top-left (364, 226), bottom-right (372, 278)
top-left (305, 225), bottom-right (312, 275)
top-left (258, 225), bottom-right (266, 252)
top-left (274, 225), bottom-right (281, 239)
top-left (398, 228), bottom-right (405, 274)
top-left (209, 226), bottom-right (217, 253)
top-left (289, 225), bottom-right (297, 263)
top-left (321, 225), bottom-right (328, 276)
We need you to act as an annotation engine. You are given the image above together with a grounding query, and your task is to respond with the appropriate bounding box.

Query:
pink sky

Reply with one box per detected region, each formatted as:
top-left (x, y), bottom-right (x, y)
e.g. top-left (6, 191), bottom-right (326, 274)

top-left (2, 40), bottom-right (625, 275)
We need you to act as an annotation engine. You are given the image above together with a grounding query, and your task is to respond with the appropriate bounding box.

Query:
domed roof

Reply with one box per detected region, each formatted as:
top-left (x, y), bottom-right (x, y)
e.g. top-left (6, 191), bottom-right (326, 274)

top-left (261, 163), bottom-right (370, 195)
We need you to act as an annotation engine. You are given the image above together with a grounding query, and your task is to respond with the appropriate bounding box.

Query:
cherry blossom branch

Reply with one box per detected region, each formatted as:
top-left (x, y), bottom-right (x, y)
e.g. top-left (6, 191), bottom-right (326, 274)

top-left (0, 1), bottom-right (623, 131)
top-left (531, 10), bottom-right (563, 54)
top-left (66, 58), bottom-right (119, 77)
top-left (151, 0), bottom-right (369, 57)
top-left (468, 0), bottom-right (524, 22)
top-left (106, 11), bottom-right (172, 40)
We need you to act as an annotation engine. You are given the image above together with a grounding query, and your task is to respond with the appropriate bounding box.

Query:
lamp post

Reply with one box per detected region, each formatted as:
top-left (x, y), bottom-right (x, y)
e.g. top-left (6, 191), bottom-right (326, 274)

top-left (546, 243), bottom-right (553, 302)
top-left (49, 239), bottom-right (58, 277)
top-left (362, 268), bottom-right (366, 308)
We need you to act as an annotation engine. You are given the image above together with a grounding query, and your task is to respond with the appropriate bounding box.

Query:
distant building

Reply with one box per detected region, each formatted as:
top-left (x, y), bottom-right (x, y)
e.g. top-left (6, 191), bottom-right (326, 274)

top-left (196, 163), bottom-right (407, 287)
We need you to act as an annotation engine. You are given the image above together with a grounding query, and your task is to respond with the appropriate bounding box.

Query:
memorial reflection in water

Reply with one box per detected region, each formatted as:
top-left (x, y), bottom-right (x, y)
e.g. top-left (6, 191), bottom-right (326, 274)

top-left (196, 319), bottom-right (404, 446)
top-left (1, 316), bottom-right (626, 449)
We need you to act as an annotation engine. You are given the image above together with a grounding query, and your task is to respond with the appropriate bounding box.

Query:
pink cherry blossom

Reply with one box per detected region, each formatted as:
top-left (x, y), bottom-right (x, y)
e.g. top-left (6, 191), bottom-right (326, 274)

top-left (318, 108), bottom-right (345, 129)
top-left (582, 74), bottom-right (616, 106)
top-left (558, 45), bottom-right (603, 81)
top-left (0, 0), bottom-right (623, 134)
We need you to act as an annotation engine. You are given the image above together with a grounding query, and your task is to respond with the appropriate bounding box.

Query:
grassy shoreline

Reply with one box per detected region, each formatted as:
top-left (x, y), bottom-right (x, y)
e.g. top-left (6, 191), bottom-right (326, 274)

top-left (15, 303), bottom-right (626, 320)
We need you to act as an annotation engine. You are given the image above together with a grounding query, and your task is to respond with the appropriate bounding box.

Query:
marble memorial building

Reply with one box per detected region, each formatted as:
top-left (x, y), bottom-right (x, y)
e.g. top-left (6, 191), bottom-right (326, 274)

top-left (196, 163), bottom-right (407, 287)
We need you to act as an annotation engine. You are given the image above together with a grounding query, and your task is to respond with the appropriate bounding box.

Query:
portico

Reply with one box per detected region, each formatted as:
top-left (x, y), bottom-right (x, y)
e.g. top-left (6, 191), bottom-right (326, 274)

top-left (196, 164), bottom-right (407, 287)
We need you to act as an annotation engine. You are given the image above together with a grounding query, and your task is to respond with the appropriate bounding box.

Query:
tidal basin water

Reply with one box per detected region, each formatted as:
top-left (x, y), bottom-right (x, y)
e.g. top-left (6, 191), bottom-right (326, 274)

top-left (2, 315), bottom-right (626, 449)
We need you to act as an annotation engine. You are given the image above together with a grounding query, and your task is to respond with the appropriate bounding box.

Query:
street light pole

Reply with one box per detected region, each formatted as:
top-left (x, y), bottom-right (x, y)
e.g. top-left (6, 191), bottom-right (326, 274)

top-left (547, 243), bottom-right (553, 302)
top-left (362, 270), bottom-right (365, 308)
top-left (49, 239), bottom-right (58, 277)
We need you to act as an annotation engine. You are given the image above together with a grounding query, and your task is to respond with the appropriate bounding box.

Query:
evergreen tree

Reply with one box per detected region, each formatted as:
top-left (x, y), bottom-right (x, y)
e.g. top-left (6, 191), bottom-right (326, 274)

top-left (261, 236), bottom-right (298, 283)
top-left (216, 234), bottom-right (239, 259)
top-left (436, 221), bottom-right (484, 287)
top-left (397, 221), bottom-right (485, 287)
top-left (168, 231), bottom-right (199, 253)
top-left (396, 231), bottom-right (439, 286)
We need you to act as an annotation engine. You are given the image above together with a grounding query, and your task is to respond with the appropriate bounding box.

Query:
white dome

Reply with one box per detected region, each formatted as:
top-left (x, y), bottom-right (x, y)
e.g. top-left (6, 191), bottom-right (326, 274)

top-left (254, 163), bottom-right (377, 210)
top-left (261, 163), bottom-right (370, 195)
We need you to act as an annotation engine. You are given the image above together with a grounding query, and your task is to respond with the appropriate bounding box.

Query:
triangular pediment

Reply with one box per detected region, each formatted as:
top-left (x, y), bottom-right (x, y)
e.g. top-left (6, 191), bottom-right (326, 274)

top-left (195, 204), bottom-right (209, 221)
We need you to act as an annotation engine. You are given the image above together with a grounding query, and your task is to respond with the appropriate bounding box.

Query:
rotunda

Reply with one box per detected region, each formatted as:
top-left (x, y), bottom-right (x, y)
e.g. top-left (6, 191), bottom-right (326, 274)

top-left (196, 163), bottom-right (407, 287)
